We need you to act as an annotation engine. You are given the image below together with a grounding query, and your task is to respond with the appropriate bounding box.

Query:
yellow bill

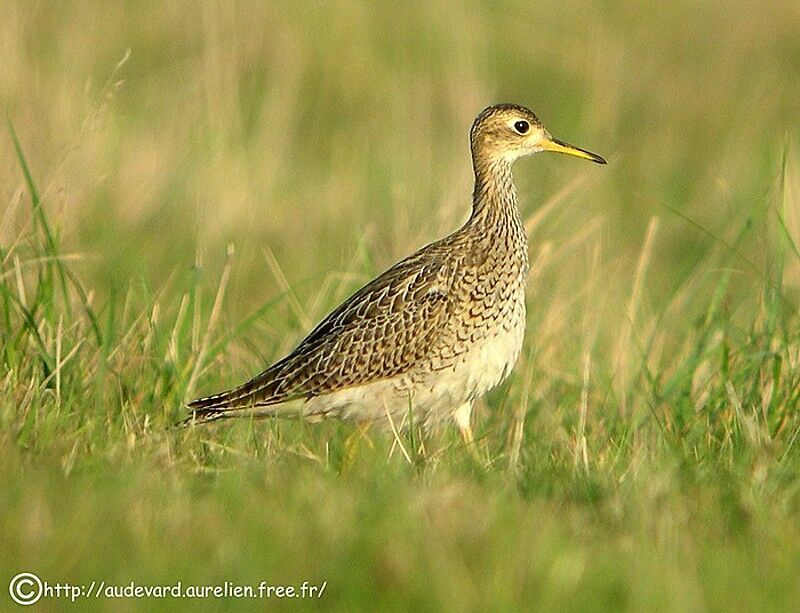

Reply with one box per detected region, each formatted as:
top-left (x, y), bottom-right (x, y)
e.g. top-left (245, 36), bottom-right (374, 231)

top-left (540, 137), bottom-right (607, 164)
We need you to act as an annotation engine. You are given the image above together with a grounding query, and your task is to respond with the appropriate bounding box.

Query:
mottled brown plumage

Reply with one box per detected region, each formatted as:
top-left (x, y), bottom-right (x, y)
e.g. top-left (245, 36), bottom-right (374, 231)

top-left (185, 103), bottom-right (605, 439)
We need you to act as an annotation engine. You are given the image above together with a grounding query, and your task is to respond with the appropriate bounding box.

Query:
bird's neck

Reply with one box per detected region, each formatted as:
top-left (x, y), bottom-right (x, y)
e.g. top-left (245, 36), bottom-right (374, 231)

top-left (469, 156), bottom-right (520, 225)
top-left (465, 154), bottom-right (529, 275)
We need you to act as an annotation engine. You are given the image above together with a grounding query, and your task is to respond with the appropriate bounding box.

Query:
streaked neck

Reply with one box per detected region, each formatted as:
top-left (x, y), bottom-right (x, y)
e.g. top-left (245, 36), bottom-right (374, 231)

top-left (470, 156), bottom-right (518, 221)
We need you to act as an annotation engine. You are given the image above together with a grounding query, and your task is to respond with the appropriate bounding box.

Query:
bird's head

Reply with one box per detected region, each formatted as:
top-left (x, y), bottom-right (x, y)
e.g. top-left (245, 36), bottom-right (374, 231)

top-left (470, 103), bottom-right (606, 166)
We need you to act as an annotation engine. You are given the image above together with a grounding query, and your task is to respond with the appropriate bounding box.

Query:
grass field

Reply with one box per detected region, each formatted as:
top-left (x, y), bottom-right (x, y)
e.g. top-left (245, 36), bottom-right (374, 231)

top-left (3, 1), bottom-right (800, 610)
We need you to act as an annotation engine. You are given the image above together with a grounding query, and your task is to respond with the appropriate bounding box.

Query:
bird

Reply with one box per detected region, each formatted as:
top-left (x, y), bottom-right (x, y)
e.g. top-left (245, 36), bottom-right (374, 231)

top-left (185, 103), bottom-right (605, 443)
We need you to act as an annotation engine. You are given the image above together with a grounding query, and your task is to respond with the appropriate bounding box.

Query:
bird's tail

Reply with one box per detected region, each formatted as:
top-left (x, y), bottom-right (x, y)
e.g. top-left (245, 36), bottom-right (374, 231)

top-left (181, 381), bottom-right (285, 426)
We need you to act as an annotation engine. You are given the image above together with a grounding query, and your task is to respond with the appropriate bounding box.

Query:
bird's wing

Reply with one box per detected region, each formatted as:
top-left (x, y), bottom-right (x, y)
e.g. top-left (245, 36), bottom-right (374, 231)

top-left (186, 247), bottom-right (457, 417)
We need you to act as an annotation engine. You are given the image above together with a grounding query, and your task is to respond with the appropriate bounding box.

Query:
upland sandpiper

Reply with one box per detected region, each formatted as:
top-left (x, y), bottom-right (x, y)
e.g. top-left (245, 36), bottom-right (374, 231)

top-left (186, 103), bottom-right (605, 442)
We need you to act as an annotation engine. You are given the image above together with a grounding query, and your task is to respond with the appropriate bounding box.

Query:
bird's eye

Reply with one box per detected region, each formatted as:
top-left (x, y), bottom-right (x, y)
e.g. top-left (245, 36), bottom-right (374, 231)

top-left (513, 120), bottom-right (529, 134)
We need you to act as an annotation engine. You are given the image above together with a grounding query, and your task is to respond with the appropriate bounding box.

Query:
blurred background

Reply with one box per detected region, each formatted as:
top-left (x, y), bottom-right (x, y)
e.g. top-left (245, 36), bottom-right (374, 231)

top-left (4, 0), bottom-right (800, 332)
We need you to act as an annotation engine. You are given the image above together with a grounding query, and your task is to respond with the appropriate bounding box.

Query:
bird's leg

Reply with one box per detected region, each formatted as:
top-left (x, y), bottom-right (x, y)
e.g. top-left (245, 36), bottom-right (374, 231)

top-left (453, 402), bottom-right (475, 446)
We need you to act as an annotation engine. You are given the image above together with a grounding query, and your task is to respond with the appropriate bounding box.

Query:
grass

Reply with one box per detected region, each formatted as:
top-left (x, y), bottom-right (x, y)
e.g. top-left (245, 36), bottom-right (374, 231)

top-left (2, 1), bottom-right (800, 610)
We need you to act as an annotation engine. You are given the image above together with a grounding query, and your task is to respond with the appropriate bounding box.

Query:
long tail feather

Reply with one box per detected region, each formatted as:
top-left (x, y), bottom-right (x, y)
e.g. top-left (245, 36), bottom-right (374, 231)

top-left (181, 382), bottom-right (285, 426)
